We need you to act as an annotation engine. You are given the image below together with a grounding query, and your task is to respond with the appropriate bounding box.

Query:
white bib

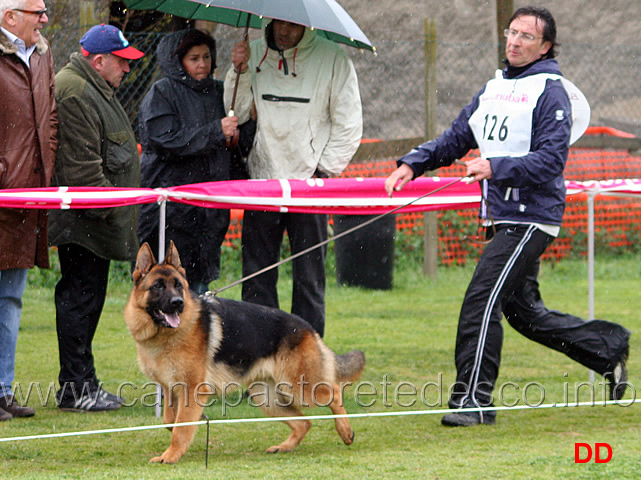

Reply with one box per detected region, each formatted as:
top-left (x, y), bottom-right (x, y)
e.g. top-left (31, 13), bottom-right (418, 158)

top-left (468, 70), bottom-right (590, 158)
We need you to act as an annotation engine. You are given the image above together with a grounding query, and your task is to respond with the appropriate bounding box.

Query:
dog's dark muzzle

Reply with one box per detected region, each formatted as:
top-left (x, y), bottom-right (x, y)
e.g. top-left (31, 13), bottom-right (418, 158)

top-left (149, 295), bottom-right (184, 328)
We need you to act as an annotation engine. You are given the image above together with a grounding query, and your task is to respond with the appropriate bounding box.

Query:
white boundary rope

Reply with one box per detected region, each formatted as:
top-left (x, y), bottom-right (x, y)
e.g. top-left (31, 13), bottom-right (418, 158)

top-left (1, 398), bottom-right (639, 443)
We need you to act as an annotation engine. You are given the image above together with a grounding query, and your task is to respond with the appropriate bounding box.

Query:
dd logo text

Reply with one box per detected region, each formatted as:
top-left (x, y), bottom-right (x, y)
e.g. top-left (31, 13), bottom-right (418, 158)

top-left (574, 443), bottom-right (612, 463)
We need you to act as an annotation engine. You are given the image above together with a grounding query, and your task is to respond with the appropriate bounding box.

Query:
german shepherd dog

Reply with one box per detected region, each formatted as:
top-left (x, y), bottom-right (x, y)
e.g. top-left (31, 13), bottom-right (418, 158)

top-left (124, 241), bottom-right (365, 464)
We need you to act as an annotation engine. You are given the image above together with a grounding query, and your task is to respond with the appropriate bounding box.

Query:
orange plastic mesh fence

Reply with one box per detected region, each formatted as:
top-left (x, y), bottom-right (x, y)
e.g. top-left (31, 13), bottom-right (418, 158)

top-left (223, 147), bottom-right (641, 265)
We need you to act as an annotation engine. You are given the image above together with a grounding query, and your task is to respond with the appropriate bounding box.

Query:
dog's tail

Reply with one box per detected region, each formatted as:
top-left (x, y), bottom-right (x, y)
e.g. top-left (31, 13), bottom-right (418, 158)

top-left (335, 350), bottom-right (366, 383)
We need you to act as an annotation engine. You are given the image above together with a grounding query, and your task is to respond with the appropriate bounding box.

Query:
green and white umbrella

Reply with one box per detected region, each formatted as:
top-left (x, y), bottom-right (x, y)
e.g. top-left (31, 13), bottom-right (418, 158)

top-left (123, 0), bottom-right (374, 52)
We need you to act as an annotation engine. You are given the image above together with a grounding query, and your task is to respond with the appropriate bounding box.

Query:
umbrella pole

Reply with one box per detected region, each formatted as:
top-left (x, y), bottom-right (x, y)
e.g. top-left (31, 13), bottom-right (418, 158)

top-left (226, 14), bottom-right (252, 149)
top-left (229, 14), bottom-right (252, 115)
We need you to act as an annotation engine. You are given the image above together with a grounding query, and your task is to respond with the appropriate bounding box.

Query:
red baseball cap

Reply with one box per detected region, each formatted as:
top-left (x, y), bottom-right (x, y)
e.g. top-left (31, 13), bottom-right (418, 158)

top-left (80, 24), bottom-right (144, 60)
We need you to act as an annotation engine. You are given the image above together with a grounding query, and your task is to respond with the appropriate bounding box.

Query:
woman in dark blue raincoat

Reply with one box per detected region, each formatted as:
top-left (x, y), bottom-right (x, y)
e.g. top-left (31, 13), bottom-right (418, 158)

top-left (138, 29), bottom-right (255, 293)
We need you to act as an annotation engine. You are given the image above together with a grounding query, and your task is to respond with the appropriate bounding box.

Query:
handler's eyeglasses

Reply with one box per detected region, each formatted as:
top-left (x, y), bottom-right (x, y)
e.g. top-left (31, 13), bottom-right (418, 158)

top-left (13, 8), bottom-right (48, 18)
top-left (504, 29), bottom-right (540, 42)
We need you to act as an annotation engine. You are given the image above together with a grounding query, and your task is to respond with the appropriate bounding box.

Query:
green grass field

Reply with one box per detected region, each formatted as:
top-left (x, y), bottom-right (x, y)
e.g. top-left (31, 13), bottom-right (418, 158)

top-left (1, 247), bottom-right (640, 479)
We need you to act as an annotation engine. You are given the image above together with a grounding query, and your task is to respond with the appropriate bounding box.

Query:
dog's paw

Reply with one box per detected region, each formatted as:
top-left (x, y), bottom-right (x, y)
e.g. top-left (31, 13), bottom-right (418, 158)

top-left (266, 445), bottom-right (294, 454)
top-left (149, 452), bottom-right (180, 464)
top-left (337, 428), bottom-right (355, 445)
top-left (346, 430), bottom-right (355, 445)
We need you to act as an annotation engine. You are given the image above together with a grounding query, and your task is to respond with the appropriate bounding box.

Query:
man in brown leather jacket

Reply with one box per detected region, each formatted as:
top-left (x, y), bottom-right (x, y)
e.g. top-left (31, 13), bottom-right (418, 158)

top-left (0, 0), bottom-right (57, 421)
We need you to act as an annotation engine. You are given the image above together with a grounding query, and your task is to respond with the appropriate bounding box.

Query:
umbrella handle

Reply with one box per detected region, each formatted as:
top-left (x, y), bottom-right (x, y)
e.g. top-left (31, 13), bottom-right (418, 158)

top-left (228, 14), bottom-right (252, 115)
top-left (225, 106), bottom-right (239, 149)
top-left (225, 127), bottom-right (240, 149)
top-left (227, 15), bottom-right (251, 150)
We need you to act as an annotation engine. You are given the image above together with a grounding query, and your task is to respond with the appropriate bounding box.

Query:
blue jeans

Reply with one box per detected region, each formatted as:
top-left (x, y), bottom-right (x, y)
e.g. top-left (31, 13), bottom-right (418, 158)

top-left (0, 268), bottom-right (28, 399)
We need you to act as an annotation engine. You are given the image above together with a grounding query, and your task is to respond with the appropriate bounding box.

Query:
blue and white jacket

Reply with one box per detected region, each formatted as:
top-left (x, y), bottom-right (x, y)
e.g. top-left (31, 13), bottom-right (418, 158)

top-left (398, 59), bottom-right (574, 227)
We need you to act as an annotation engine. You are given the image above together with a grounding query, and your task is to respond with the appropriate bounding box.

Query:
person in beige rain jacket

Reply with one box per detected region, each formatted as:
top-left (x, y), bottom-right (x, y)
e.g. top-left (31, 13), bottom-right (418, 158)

top-left (224, 19), bottom-right (362, 337)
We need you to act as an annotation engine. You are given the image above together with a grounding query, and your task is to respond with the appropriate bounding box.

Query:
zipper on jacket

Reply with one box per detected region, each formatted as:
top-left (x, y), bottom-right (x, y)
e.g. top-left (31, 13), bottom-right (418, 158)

top-left (278, 50), bottom-right (288, 75)
top-left (262, 94), bottom-right (310, 103)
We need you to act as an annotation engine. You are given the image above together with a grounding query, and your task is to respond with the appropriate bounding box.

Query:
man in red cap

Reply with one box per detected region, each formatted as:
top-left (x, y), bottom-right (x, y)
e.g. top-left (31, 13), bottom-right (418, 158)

top-left (78, 23), bottom-right (144, 88)
top-left (49, 25), bottom-right (144, 412)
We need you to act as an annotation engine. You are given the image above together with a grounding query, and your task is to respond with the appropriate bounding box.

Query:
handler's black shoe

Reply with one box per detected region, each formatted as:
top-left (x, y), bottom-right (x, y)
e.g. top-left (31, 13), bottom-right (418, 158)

top-left (57, 389), bottom-right (121, 412)
top-left (99, 388), bottom-right (125, 405)
top-left (90, 379), bottom-right (125, 405)
top-left (605, 346), bottom-right (629, 401)
top-left (441, 411), bottom-right (496, 427)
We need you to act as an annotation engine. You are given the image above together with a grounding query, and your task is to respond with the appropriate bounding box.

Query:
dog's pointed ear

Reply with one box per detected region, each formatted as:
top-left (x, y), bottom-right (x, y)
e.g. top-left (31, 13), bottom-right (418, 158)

top-left (164, 240), bottom-right (182, 270)
top-left (133, 242), bottom-right (156, 283)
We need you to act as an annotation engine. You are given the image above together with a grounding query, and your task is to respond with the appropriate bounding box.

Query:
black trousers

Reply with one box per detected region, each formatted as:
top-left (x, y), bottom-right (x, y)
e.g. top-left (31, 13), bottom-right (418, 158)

top-left (241, 210), bottom-right (327, 336)
top-left (55, 244), bottom-right (110, 392)
top-left (449, 224), bottom-right (630, 418)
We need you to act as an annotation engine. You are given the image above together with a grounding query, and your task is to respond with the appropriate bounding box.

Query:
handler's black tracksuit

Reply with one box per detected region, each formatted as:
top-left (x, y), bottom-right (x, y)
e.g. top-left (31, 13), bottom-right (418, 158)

top-left (397, 58), bottom-right (631, 422)
top-left (449, 224), bottom-right (630, 422)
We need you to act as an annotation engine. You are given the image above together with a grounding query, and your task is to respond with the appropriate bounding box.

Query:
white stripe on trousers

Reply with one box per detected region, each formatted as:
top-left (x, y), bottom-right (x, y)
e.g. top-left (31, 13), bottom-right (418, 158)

top-left (458, 224), bottom-right (538, 416)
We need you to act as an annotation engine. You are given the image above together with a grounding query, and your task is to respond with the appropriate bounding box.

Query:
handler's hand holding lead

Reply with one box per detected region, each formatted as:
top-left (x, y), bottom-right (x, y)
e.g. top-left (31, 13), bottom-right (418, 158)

top-left (465, 157), bottom-right (492, 183)
top-left (384, 164), bottom-right (414, 197)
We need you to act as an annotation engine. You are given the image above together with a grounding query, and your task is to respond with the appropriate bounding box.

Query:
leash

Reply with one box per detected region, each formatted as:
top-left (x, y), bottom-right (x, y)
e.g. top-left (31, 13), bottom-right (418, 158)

top-left (210, 175), bottom-right (473, 296)
top-left (453, 160), bottom-right (496, 244)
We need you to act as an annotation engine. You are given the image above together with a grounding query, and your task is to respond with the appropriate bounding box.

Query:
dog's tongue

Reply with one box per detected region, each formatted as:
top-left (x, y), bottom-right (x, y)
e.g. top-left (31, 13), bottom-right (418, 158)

top-left (164, 312), bottom-right (181, 328)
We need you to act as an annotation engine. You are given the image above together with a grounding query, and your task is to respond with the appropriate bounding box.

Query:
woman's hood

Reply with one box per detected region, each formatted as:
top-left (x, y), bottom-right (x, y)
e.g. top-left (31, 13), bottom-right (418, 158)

top-left (156, 30), bottom-right (214, 91)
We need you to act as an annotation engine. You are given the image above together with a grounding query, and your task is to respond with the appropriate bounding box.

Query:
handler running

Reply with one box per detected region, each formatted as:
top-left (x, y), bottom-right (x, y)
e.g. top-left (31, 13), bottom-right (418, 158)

top-left (385, 5), bottom-right (630, 427)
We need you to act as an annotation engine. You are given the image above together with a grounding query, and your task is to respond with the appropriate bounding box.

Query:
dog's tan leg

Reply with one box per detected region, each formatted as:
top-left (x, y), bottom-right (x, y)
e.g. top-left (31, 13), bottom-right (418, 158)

top-left (314, 383), bottom-right (355, 445)
top-left (270, 416), bottom-right (312, 453)
top-left (261, 405), bottom-right (311, 454)
top-left (161, 386), bottom-right (176, 432)
top-left (256, 381), bottom-right (311, 454)
top-left (150, 386), bottom-right (203, 464)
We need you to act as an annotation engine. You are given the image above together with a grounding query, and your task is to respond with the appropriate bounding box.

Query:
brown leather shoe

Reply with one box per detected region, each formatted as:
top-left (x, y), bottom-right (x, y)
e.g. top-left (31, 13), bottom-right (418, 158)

top-left (0, 395), bottom-right (35, 418)
top-left (0, 406), bottom-right (12, 422)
